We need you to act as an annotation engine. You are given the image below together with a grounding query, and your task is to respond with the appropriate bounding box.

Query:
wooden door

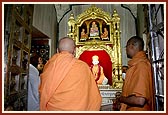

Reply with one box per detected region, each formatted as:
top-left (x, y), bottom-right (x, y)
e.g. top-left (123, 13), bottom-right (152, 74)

top-left (4, 4), bottom-right (33, 111)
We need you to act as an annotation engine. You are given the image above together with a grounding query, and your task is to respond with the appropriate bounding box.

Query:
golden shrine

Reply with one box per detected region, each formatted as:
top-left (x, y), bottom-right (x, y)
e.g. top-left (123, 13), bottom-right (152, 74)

top-left (67, 5), bottom-right (123, 90)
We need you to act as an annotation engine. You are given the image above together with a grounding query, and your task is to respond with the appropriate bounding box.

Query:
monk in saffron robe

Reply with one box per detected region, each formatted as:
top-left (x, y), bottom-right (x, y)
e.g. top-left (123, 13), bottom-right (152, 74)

top-left (39, 37), bottom-right (102, 111)
top-left (119, 36), bottom-right (155, 111)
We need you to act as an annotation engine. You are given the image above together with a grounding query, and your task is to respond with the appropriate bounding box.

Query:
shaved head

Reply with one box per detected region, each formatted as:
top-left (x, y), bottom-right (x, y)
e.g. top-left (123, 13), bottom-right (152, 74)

top-left (127, 36), bottom-right (144, 51)
top-left (126, 36), bottom-right (144, 58)
top-left (58, 37), bottom-right (76, 54)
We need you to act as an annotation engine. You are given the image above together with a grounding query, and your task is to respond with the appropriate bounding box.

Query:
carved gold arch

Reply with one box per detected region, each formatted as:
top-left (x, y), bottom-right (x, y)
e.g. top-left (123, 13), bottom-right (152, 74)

top-left (67, 5), bottom-right (123, 89)
top-left (76, 44), bottom-right (114, 62)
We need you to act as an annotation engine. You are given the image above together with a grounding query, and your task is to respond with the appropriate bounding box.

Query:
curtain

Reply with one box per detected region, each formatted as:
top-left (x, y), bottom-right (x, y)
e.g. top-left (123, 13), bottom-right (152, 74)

top-left (79, 50), bottom-right (112, 85)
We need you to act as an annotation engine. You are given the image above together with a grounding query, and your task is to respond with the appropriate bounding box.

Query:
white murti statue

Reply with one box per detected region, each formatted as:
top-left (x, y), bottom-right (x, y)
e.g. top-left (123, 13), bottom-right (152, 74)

top-left (90, 21), bottom-right (99, 37)
top-left (90, 55), bottom-right (108, 85)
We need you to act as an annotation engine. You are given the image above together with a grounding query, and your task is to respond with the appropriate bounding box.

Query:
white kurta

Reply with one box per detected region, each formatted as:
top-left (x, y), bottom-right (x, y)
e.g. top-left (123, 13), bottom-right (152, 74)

top-left (27, 64), bottom-right (40, 111)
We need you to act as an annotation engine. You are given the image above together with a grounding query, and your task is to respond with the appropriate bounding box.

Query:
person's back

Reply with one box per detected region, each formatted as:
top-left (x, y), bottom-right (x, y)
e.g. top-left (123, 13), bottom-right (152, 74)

top-left (39, 37), bottom-right (102, 111)
top-left (28, 53), bottom-right (40, 111)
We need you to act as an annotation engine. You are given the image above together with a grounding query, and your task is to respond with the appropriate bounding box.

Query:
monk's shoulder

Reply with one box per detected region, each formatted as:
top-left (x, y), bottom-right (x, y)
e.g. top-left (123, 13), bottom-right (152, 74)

top-left (136, 60), bottom-right (151, 71)
top-left (137, 59), bottom-right (151, 67)
top-left (75, 59), bottom-right (88, 65)
top-left (72, 60), bottom-right (92, 76)
top-left (74, 60), bottom-right (90, 68)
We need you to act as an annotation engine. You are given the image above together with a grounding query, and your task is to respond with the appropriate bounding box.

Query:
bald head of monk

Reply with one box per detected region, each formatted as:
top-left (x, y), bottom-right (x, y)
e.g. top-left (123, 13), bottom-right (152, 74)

top-left (126, 36), bottom-right (144, 59)
top-left (57, 37), bottom-right (76, 55)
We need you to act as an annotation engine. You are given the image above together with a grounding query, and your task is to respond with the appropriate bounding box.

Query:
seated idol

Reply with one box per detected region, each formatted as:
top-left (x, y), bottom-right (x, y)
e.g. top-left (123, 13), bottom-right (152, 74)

top-left (90, 55), bottom-right (108, 85)
top-left (80, 28), bottom-right (88, 40)
top-left (101, 27), bottom-right (109, 40)
top-left (90, 21), bottom-right (99, 37)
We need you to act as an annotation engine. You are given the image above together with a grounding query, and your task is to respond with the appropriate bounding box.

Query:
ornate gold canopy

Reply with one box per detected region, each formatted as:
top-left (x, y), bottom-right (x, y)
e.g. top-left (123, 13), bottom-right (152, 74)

top-left (67, 5), bottom-right (123, 89)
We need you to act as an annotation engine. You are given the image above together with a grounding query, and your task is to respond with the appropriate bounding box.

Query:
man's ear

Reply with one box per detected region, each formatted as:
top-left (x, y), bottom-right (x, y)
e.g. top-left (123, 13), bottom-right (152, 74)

top-left (72, 47), bottom-right (76, 57)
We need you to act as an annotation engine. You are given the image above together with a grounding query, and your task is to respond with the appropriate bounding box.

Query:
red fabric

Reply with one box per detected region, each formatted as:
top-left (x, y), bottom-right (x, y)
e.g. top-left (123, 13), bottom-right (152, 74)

top-left (79, 50), bottom-right (112, 85)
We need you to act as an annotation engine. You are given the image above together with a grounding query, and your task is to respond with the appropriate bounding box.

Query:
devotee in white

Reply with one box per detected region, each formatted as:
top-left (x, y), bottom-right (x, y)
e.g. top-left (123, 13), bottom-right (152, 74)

top-left (27, 54), bottom-right (40, 111)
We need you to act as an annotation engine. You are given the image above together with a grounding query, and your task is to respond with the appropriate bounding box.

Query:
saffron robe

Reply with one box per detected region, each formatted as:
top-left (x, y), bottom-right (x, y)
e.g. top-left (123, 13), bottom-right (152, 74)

top-left (90, 64), bottom-right (106, 84)
top-left (120, 51), bottom-right (155, 111)
top-left (39, 51), bottom-right (102, 111)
